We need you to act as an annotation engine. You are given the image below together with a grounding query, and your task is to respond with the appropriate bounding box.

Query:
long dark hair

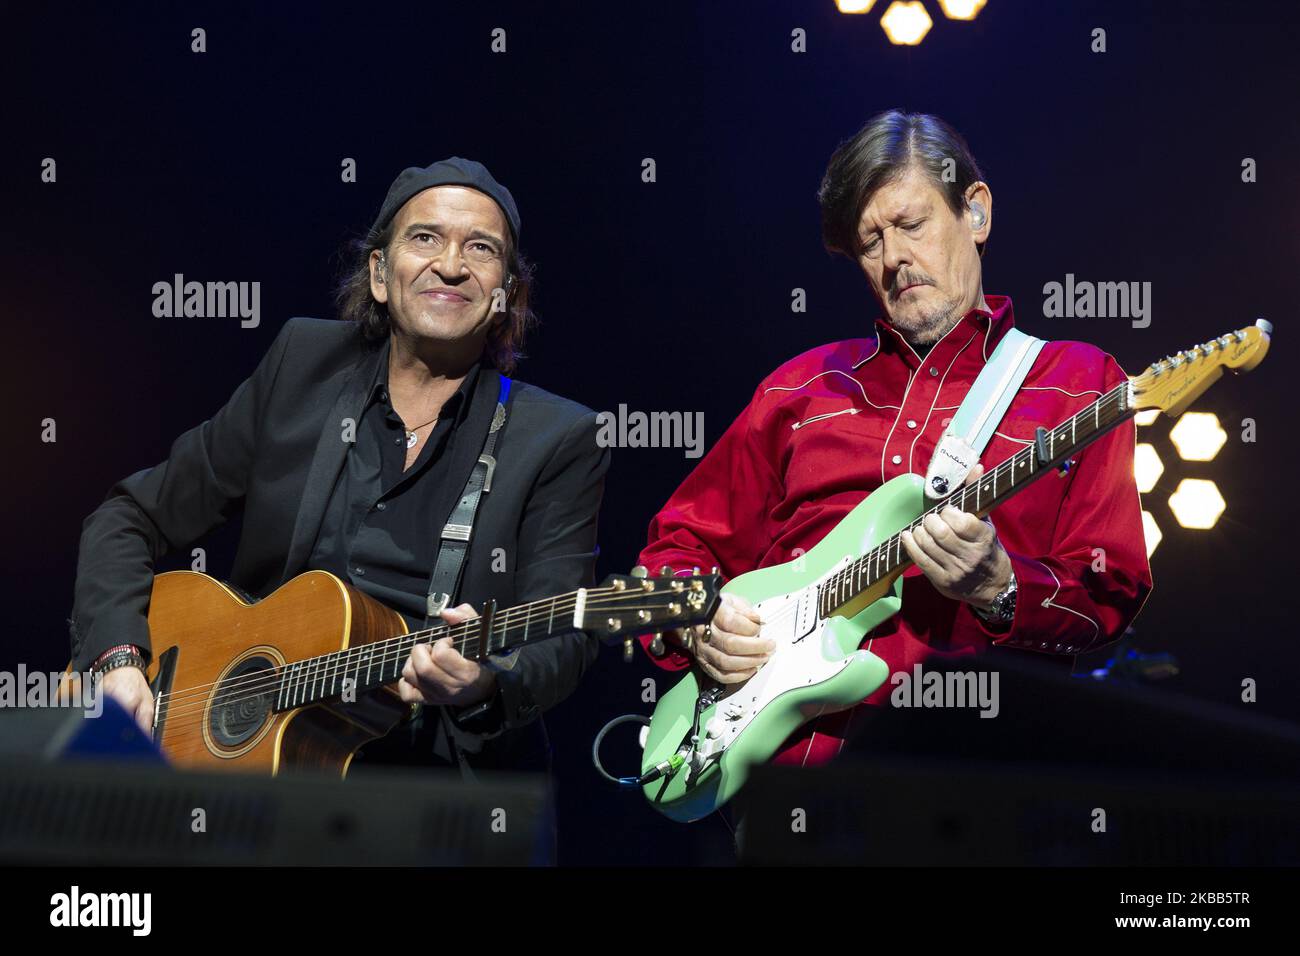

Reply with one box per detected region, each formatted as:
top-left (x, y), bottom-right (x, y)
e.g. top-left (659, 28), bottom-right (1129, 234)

top-left (818, 109), bottom-right (986, 259)
top-left (334, 220), bottom-right (537, 374)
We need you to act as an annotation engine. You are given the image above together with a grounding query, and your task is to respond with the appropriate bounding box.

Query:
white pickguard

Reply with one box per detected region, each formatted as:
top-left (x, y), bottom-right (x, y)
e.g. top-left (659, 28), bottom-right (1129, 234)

top-left (686, 558), bottom-right (860, 775)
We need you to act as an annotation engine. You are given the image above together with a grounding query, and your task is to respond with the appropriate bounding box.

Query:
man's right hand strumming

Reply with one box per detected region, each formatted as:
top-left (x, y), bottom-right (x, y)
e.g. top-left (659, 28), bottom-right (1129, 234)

top-left (100, 666), bottom-right (154, 737)
top-left (670, 591), bottom-right (774, 684)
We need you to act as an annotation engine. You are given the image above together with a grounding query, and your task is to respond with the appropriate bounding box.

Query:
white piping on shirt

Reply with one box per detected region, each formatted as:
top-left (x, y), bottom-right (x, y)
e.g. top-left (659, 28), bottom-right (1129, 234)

top-left (880, 316), bottom-right (978, 483)
top-left (1037, 559), bottom-right (1101, 644)
top-left (836, 708), bottom-right (856, 757)
top-left (1019, 385), bottom-right (1104, 399)
top-left (880, 367), bottom-right (919, 484)
top-left (853, 338), bottom-right (882, 368)
top-left (906, 329), bottom-right (979, 474)
top-left (764, 369), bottom-right (902, 412)
top-left (791, 407), bottom-right (860, 430)
top-left (801, 706), bottom-right (830, 768)
top-left (987, 514), bottom-right (1103, 647)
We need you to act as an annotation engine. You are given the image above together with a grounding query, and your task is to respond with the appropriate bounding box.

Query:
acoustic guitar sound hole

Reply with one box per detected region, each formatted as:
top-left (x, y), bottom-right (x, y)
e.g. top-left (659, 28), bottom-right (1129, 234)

top-left (210, 656), bottom-right (278, 748)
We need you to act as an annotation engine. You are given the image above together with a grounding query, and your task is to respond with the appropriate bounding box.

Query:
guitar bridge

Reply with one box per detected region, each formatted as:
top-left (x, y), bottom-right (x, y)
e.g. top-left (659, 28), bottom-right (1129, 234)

top-left (149, 646), bottom-right (178, 744)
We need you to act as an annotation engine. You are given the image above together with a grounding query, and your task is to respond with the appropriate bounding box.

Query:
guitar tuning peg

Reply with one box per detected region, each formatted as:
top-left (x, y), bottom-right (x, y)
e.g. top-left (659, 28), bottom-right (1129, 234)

top-left (631, 565), bottom-right (648, 578)
top-left (692, 566), bottom-right (700, 575)
top-left (622, 637), bottom-right (634, 663)
top-left (711, 566), bottom-right (719, 575)
top-left (659, 565), bottom-right (675, 577)
top-left (648, 633), bottom-right (665, 656)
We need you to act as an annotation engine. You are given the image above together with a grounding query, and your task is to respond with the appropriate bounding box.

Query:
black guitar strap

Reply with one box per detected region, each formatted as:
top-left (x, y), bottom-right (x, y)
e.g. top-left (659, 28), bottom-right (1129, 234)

top-left (422, 374), bottom-right (512, 627)
top-left (419, 374), bottom-right (512, 781)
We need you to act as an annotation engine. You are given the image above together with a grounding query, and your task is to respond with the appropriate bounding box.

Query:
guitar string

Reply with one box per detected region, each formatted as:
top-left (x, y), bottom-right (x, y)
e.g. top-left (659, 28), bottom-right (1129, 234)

top-left (153, 596), bottom-right (674, 721)
top-left (152, 592), bottom-right (809, 751)
top-left (155, 378), bottom-right (1145, 742)
top-left (149, 602), bottom-right (687, 744)
top-left (158, 377), bottom-right (1132, 713)
top-left (150, 584), bottom-right (649, 708)
top-left (151, 591), bottom-right (707, 721)
top-left (151, 597), bottom-right (716, 749)
top-left (159, 595), bottom-right (803, 732)
top-left (158, 598), bottom-right (798, 734)
top-left (157, 384), bottom-right (1122, 733)
top-left (155, 384), bottom-right (1125, 736)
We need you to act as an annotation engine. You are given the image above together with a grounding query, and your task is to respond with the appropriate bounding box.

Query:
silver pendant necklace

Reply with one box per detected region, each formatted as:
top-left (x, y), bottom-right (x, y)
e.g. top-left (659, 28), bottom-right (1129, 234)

top-left (404, 413), bottom-right (441, 449)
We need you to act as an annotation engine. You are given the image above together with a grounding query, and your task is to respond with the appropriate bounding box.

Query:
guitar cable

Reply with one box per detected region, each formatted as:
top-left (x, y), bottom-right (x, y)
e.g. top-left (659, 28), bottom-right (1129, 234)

top-left (592, 714), bottom-right (685, 789)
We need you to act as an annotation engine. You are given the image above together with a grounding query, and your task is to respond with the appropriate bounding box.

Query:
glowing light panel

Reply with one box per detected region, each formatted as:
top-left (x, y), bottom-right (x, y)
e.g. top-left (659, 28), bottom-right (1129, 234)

top-left (880, 1), bottom-right (933, 44)
top-left (1169, 412), bottom-right (1227, 461)
top-left (1168, 479), bottom-right (1226, 530)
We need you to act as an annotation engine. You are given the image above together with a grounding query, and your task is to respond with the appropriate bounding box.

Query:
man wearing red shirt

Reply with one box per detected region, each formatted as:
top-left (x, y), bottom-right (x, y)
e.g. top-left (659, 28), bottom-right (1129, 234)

top-left (637, 110), bottom-right (1152, 770)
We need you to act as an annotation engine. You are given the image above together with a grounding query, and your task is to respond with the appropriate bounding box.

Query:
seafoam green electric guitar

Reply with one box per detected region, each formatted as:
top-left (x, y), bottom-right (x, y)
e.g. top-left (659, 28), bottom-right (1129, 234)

top-left (641, 322), bottom-right (1272, 822)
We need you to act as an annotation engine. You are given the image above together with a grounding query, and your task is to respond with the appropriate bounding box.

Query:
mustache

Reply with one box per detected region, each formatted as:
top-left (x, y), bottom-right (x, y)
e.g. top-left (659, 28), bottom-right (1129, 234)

top-left (889, 274), bottom-right (933, 300)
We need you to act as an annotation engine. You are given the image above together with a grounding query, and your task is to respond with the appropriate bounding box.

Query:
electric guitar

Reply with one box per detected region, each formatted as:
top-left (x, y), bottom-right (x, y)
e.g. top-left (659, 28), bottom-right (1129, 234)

top-left (65, 568), bottom-right (720, 775)
top-left (641, 322), bottom-right (1272, 822)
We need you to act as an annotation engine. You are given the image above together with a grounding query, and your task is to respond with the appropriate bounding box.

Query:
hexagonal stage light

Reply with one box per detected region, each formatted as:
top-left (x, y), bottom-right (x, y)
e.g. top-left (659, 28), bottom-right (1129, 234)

top-left (1141, 510), bottom-right (1162, 557)
top-left (938, 0), bottom-right (987, 19)
top-left (1169, 411), bottom-right (1227, 461)
top-left (880, 1), bottom-right (933, 44)
top-left (835, 0), bottom-right (878, 12)
top-left (1133, 443), bottom-right (1164, 494)
top-left (1168, 478), bottom-right (1226, 530)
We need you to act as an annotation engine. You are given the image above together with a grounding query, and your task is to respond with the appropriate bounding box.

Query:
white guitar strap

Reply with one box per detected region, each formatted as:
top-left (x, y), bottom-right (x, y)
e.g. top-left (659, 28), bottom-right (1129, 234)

top-left (923, 327), bottom-right (1045, 501)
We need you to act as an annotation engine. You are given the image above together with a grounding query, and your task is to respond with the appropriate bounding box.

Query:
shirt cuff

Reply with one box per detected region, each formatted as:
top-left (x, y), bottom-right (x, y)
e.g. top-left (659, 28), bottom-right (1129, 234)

top-left (453, 649), bottom-right (543, 733)
top-left (970, 551), bottom-right (1089, 655)
top-left (447, 684), bottom-right (506, 736)
top-left (68, 611), bottom-right (153, 673)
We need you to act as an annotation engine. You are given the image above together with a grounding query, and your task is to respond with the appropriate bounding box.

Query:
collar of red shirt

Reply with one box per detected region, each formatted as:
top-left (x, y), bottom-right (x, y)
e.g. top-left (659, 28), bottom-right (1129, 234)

top-left (866, 294), bottom-right (1016, 373)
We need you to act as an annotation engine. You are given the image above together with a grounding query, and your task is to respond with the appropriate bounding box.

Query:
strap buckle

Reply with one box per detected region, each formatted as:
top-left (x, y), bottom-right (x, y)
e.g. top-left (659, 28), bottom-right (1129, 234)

top-left (478, 453), bottom-right (497, 493)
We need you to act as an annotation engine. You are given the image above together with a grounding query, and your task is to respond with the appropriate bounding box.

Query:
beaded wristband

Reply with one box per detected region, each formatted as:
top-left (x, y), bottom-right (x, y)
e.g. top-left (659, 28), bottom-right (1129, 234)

top-left (91, 649), bottom-right (146, 678)
top-left (92, 644), bottom-right (142, 668)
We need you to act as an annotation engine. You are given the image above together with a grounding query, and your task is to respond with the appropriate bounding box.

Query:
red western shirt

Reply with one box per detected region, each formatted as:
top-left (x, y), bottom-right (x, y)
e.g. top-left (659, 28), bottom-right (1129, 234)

top-left (637, 295), bottom-right (1152, 767)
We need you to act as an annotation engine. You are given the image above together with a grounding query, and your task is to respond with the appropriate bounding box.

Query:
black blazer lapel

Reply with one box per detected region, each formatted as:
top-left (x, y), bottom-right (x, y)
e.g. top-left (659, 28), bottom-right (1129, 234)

top-left (279, 342), bottom-right (387, 583)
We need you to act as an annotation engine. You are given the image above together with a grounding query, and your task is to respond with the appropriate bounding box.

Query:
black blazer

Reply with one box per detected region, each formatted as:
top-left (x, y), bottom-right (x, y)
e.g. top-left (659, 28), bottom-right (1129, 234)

top-left (69, 317), bottom-right (610, 750)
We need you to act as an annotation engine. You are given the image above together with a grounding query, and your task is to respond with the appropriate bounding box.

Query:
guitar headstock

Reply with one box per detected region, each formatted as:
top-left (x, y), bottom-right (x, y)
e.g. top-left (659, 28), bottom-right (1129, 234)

top-left (581, 567), bottom-right (723, 645)
top-left (1131, 320), bottom-right (1271, 418)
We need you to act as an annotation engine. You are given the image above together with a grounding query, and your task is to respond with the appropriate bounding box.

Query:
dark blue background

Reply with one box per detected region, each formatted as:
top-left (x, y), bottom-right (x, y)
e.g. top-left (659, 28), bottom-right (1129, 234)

top-left (5, 0), bottom-right (1297, 863)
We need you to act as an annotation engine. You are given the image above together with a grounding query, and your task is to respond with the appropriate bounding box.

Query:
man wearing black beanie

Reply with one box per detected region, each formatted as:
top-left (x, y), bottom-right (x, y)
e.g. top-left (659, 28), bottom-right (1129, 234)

top-left (70, 158), bottom-right (610, 795)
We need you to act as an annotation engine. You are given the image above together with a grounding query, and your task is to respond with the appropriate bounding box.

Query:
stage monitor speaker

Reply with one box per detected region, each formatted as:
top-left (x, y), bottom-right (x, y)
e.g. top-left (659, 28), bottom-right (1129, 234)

top-left (0, 700), bottom-right (551, 865)
top-left (741, 651), bottom-right (1300, 865)
top-left (0, 756), bottom-right (552, 866)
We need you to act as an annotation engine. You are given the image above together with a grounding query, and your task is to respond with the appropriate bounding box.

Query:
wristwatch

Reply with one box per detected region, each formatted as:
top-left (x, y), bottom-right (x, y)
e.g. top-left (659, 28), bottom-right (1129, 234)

top-left (975, 569), bottom-right (1017, 628)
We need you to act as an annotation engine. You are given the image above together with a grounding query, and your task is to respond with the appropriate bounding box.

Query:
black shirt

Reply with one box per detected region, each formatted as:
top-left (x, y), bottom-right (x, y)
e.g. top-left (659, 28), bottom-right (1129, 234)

top-left (307, 338), bottom-right (480, 632)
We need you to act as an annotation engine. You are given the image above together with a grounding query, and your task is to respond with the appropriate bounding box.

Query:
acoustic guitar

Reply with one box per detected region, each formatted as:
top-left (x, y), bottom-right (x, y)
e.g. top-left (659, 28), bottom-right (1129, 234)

top-left (66, 567), bottom-right (720, 776)
top-left (641, 322), bottom-right (1271, 822)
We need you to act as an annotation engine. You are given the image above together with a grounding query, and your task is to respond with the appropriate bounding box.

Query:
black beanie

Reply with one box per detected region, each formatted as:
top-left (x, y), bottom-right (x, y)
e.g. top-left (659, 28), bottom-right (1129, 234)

top-left (371, 157), bottom-right (520, 241)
